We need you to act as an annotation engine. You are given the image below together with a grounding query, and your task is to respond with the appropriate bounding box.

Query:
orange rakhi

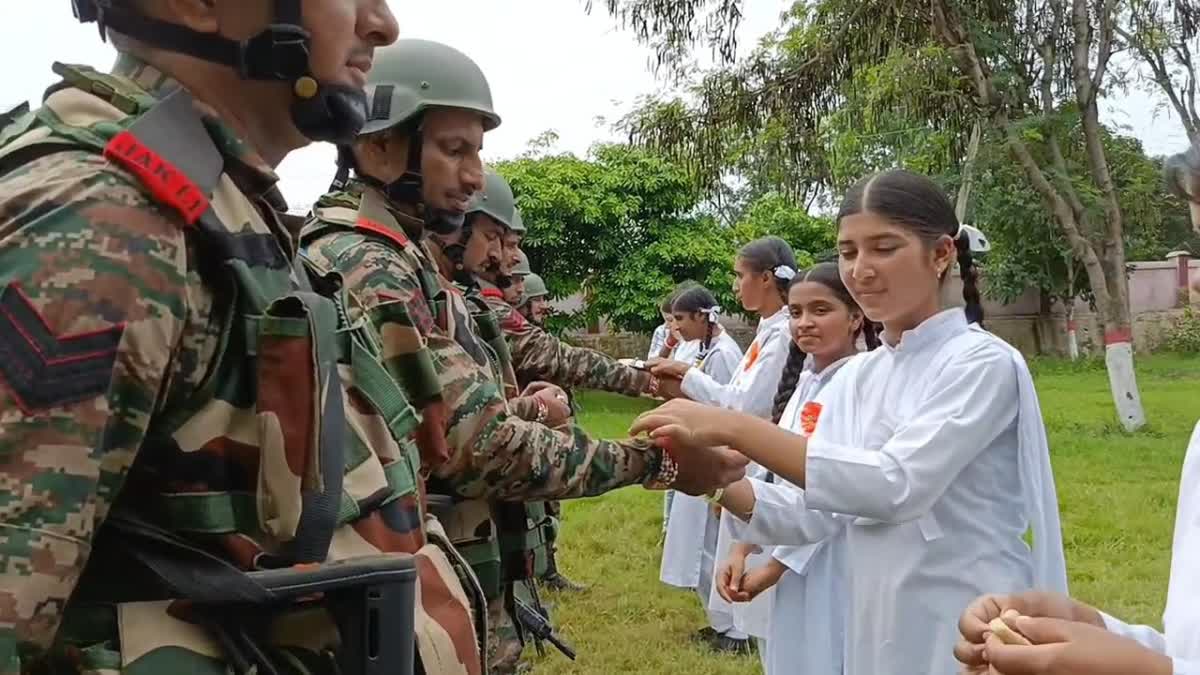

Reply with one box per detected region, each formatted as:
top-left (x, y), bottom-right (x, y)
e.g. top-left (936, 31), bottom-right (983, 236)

top-left (800, 402), bottom-right (823, 436)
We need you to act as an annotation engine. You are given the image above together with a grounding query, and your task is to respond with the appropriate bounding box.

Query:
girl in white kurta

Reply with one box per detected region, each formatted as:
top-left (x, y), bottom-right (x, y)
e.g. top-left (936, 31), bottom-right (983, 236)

top-left (716, 261), bottom-right (876, 674)
top-left (652, 237), bottom-right (797, 652)
top-left (633, 170), bottom-right (1067, 675)
top-left (659, 286), bottom-right (745, 636)
top-left (952, 420), bottom-right (1200, 675)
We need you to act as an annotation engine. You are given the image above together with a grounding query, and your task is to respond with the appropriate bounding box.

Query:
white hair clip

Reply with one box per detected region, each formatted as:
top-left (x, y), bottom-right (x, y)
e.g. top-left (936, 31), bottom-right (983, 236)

top-left (773, 265), bottom-right (797, 281)
top-left (701, 306), bottom-right (722, 322)
top-left (956, 223), bottom-right (991, 255)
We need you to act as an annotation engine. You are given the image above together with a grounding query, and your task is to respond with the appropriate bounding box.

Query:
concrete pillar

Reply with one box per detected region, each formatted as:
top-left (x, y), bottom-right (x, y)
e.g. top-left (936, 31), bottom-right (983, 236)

top-left (1168, 250), bottom-right (1193, 307)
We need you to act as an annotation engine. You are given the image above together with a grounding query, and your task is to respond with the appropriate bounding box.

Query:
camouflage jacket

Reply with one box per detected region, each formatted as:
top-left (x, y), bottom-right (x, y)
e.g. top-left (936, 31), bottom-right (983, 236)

top-left (0, 60), bottom-right (478, 675)
top-left (301, 181), bottom-right (663, 500)
top-left (476, 281), bottom-right (651, 397)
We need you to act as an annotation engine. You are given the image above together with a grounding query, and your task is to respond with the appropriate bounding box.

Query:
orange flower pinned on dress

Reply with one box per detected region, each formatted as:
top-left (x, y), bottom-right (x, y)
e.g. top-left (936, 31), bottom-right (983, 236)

top-left (742, 340), bottom-right (762, 372)
top-left (800, 401), bottom-right (823, 436)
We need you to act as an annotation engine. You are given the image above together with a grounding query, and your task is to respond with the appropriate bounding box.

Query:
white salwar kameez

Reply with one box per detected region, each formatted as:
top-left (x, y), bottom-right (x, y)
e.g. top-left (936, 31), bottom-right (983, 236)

top-left (1101, 420), bottom-right (1200, 674)
top-left (739, 308), bottom-right (1067, 675)
top-left (660, 333), bottom-right (744, 621)
top-left (750, 356), bottom-right (851, 675)
top-left (681, 309), bottom-right (791, 642)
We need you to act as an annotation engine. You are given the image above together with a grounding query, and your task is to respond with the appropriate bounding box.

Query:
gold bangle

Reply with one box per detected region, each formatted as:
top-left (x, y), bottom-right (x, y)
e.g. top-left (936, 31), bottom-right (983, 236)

top-left (705, 488), bottom-right (725, 505)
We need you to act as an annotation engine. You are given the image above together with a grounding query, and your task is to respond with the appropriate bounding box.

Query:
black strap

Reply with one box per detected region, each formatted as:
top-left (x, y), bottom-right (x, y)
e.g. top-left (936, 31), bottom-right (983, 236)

top-left (94, 5), bottom-right (311, 82)
top-left (101, 510), bottom-right (276, 605)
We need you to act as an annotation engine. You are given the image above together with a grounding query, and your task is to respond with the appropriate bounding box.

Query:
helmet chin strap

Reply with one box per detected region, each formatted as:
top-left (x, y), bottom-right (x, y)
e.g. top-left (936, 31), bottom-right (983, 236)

top-left (76, 0), bottom-right (366, 143)
top-left (292, 84), bottom-right (367, 144)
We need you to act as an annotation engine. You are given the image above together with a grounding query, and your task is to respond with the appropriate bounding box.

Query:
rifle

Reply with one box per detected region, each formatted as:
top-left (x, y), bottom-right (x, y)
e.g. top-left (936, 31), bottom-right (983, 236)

top-left (513, 596), bottom-right (576, 661)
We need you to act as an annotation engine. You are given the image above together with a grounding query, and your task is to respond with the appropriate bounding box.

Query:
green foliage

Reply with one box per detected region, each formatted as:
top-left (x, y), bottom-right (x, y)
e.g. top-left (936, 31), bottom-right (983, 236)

top-left (495, 147), bottom-right (832, 332)
top-left (1166, 308), bottom-right (1200, 352)
top-left (730, 192), bottom-right (836, 263)
top-left (971, 118), bottom-right (1193, 305)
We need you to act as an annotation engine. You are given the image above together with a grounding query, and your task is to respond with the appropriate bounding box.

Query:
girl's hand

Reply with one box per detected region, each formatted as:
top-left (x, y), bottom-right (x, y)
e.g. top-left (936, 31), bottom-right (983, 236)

top-left (983, 617), bottom-right (1173, 675)
top-left (737, 559), bottom-right (787, 602)
top-left (630, 399), bottom-right (734, 449)
top-left (649, 359), bottom-right (691, 380)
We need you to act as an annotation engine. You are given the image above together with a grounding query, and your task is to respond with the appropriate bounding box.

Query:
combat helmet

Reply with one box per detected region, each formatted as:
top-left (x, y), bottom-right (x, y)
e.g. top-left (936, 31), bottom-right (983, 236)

top-left (511, 250), bottom-right (532, 277)
top-left (521, 273), bottom-right (549, 306)
top-left (71, 0), bottom-right (370, 143)
top-left (335, 39), bottom-right (500, 234)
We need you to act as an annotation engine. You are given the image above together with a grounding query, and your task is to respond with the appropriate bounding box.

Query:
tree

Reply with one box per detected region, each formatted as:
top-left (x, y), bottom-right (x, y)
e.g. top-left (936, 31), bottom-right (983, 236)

top-left (603, 0), bottom-right (1154, 430)
top-left (1118, 0), bottom-right (1200, 144)
top-left (495, 144), bottom-right (720, 332)
top-left (495, 145), bottom-right (834, 332)
top-left (928, 0), bottom-right (1152, 430)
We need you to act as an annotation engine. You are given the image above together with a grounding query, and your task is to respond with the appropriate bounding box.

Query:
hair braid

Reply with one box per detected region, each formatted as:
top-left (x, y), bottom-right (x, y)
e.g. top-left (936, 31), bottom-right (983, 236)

top-left (771, 342), bottom-right (808, 425)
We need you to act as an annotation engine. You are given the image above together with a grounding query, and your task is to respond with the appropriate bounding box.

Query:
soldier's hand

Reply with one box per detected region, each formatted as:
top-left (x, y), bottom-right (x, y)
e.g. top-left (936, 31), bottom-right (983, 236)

top-left (521, 381), bottom-right (562, 398)
top-left (532, 387), bottom-right (572, 427)
top-left (667, 443), bottom-right (748, 497)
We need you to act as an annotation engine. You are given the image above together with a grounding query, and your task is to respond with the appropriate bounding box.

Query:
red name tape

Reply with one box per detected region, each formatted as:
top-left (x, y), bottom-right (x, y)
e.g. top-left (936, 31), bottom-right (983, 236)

top-left (103, 131), bottom-right (209, 225)
top-left (355, 216), bottom-right (410, 249)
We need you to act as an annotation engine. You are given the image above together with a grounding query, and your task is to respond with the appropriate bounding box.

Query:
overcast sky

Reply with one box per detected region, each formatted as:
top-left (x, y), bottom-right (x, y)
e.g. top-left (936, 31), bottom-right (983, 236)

top-left (3, 1), bottom-right (1191, 211)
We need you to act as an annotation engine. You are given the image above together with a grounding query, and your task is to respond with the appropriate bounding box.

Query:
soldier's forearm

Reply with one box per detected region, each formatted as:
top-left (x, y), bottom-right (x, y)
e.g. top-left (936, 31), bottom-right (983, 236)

top-left (441, 419), bottom-right (660, 501)
top-left (511, 333), bottom-right (650, 398)
top-left (509, 395), bottom-right (540, 421)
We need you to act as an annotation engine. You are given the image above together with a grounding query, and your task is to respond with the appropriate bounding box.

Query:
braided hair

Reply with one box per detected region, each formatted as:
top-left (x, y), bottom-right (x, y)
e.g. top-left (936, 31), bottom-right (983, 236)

top-left (672, 286), bottom-right (721, 367)
top-left (769, 262), bottom-right (875, 424)
top-left (838, 169), bottom-right (984, 325)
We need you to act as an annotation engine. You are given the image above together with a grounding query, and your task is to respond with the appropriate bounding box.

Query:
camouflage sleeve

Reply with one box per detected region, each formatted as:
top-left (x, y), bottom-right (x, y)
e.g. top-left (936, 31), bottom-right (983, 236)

top-left (0, 153), bottom-right (188, 671)
top-left (508, 395), bottom-right (539, 421)
top-left (499, 308), bottom-right (651, 397)
top-left (312, 239), bottom-right (662, 501)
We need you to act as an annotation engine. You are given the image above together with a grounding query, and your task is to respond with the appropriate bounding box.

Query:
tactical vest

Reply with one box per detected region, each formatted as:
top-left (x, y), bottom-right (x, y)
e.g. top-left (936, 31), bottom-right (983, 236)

top-left (0, 65), bottom-right (485, 673)
top-left (302, 191), bottom-right (551, 595)
top-left (467, 287), bottom-right (553, 583)
top-left (302, 190), bottom-right (508, 603)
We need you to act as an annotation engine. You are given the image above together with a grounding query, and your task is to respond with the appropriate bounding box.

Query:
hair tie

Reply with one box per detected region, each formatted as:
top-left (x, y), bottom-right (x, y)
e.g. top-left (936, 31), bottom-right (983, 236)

top-left (701, 306), bottom-right (722, 323)
top-left (955, 224), bottom-right (992, 256)
top-left (773, 265), bottom-right (797, 281)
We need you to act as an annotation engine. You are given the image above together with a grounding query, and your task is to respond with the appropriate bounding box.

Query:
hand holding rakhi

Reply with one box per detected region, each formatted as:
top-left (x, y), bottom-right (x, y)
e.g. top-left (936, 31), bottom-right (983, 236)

top-left (981, 617), bottom-right (1172, 675)
top-left (631, 399), bottom-right (733, 450)
top-left (955, 592), bottom-right (1104, 671)
top-left (648, 358), bottom-right (691, 380)
top-left (634, 400), bottom-right (748, 496)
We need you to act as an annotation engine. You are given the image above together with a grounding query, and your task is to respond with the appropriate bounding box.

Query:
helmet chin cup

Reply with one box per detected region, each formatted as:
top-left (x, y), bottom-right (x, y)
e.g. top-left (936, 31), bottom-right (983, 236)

top-left (238, 23), bottom-right (312, 81)
top-left (292, 84), bottom-right (368, 144)
top-left (425, 207), bottom-right (464, 235)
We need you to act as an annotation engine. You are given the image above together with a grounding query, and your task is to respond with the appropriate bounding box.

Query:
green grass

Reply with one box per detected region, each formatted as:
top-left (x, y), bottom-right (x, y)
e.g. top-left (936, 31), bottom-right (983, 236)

top-left (532, 353), bottom-right (1200, 674)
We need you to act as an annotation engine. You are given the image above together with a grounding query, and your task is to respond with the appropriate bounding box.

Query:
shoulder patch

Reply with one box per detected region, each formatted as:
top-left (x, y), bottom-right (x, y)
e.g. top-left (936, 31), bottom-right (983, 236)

top-left (355, 217), bottom-right (411, 250)
top-left (500, 308), bottom-right (527, 332)
top-left (0, 282), bottom-right (124, 413)
top-left (103, 130), bottom-right (209, 224)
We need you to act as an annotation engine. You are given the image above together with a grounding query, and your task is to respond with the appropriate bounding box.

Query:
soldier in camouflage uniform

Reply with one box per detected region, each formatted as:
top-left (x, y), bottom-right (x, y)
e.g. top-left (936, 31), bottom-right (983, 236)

top-left (502, 249), bottom-right (530, 307)
top-left (464, 174), bottom-right (678, 593)
top-left (518, 273), bottom-right (552, 327)
top-left (0, 3), bottom-right (503, 675)
top-left (299, 39), bottom-right (745, 673)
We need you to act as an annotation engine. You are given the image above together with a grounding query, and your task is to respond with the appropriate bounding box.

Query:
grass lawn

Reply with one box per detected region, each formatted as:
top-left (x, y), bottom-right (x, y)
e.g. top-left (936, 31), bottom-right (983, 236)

top-left (528, 353), bottom-right (1200, 674)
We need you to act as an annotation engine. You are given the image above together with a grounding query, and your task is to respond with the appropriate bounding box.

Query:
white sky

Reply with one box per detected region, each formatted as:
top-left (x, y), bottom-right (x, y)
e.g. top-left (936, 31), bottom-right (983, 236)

top-left (2, 1), bottom-right (1191, 211)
